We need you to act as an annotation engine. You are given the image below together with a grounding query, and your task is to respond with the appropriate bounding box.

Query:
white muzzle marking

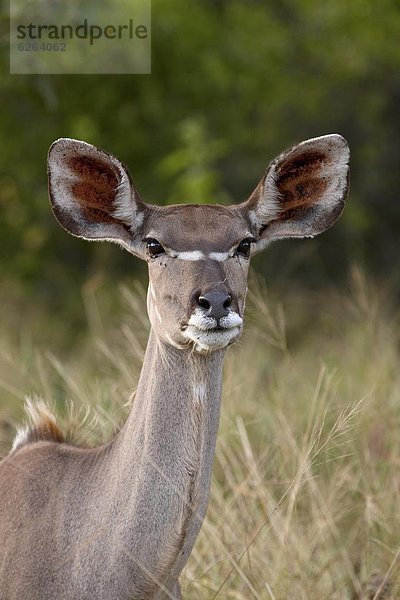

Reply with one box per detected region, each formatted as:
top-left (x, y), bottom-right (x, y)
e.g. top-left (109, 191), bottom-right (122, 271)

top-left (182, 309), bottom-right (243, 351)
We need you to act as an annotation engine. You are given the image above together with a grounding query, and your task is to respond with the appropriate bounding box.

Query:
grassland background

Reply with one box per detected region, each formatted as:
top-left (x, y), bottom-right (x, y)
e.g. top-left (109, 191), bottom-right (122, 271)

top-left (1, 0), bottom-right (400, 598)
top-left (1, 270), bottom-right (400, 598)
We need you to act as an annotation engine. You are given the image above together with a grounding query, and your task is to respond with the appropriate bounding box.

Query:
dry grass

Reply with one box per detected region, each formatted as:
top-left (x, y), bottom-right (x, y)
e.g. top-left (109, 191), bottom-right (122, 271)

top-left (1, 269), bottom-right (400, 599)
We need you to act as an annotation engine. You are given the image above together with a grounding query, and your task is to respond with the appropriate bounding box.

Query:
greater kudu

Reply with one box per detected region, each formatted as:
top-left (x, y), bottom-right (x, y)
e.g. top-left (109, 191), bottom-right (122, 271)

top-left (0, 135), bottom-right (349, 599)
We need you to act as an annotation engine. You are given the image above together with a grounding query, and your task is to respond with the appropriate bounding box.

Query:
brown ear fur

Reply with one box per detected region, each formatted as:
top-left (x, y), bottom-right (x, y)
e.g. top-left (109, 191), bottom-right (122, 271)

top-left (274, 150), bottom-right (329, 212)
top-left (245, 134), bottom-right (350, 247)
top-left (48, 138), bottom-right (146, 251)
top-left (68, 155), bottom-right (121, 224)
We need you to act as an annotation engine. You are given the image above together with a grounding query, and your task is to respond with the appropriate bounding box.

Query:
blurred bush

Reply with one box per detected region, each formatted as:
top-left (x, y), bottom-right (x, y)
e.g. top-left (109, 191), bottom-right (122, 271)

top-left (1, 0), bottom-right (400, 313)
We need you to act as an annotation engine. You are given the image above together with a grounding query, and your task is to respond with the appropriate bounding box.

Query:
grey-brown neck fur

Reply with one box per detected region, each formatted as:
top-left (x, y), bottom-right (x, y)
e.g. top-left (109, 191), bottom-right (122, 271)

top-left (107, 331), bottom-right (225, 597)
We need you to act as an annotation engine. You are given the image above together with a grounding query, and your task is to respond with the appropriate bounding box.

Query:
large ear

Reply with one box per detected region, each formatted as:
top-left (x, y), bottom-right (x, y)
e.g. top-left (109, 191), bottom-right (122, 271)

top-left (48, 138), bottom-right (148, 253)
top-left (242, 134), bottom-right (349, 253)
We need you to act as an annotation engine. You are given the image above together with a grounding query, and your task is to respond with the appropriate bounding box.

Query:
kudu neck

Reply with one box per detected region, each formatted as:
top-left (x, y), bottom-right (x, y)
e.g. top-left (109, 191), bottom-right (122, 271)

top-left (109, 328), bottom-right (226, 594)
top-left (133, 328), bottom-right (226, 413)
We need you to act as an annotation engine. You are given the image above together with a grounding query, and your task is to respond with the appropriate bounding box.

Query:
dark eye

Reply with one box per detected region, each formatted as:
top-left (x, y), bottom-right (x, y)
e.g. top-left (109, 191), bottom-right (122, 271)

top-left (236, 238), bottom-right (254, 258)
top-left (145, 238), bottom-right (165, 258)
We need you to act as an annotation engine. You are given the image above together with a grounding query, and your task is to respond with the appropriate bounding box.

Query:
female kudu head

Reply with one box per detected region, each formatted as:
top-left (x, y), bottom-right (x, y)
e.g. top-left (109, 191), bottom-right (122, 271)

top-left (48, 135), bottom-right (349, 352)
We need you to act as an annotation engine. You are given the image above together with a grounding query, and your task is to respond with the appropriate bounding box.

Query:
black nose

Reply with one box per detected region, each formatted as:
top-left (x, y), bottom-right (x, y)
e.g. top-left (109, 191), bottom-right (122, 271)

top-left (197, 291), bottom-right (232, 321)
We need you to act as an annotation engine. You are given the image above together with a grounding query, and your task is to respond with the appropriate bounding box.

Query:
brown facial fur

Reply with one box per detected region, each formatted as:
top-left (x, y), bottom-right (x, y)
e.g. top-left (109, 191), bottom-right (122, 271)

top-left (145, 205), bottom-right (248, 253)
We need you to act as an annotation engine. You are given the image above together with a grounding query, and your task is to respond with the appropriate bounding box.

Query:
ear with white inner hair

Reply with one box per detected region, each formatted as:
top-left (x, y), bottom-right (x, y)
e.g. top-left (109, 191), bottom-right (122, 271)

top-left (242, 134), bottom-right (350, 253)
top-left (48, 138), bottom-right (148, 254)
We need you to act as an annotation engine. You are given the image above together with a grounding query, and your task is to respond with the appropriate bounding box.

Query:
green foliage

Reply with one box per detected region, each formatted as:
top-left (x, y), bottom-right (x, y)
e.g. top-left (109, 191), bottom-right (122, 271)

top-left (1, 0), bottom-right (400, 303)
top-left (157, 116), bottom-right (228, 205)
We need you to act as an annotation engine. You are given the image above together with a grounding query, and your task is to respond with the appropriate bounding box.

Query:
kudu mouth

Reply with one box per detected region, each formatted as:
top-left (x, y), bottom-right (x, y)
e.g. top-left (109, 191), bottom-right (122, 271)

top-left (181, 309), bottom-right (243, 352)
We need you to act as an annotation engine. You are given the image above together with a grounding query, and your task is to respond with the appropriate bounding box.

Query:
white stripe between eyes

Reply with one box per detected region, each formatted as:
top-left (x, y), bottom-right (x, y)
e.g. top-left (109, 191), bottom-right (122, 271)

top-left (172, 250), bottom-right (232, 262)
top-left (173, 251), bottom-right (205, 261)
top-left (168, 234), bottom-right (253, 262)
top-left (208, 252), bottom-right (230, 262)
